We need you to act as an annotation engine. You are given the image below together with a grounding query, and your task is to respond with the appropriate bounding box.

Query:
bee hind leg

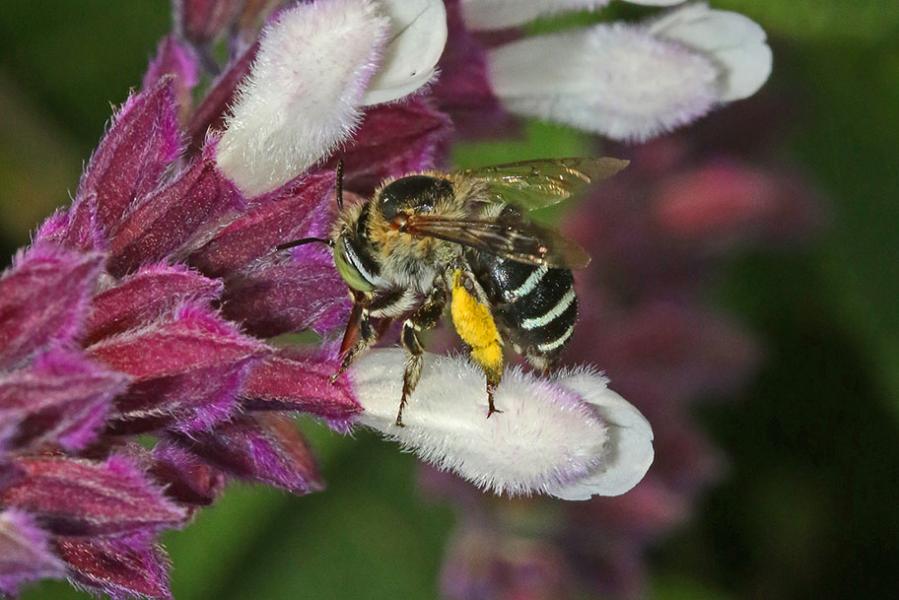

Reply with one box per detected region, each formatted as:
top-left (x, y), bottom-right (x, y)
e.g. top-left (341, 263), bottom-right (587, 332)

top-left (396, 286), bottom-right (447, 427)
top-left (485, 373), bottom-right (503, 418)
top-left (449, 268), bottom-right (506, 419)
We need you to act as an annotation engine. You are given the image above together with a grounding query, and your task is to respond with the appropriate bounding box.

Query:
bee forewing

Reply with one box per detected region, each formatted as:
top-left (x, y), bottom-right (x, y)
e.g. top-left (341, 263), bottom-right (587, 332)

top-left (402, 214), bottom-right (591, 270)
top-left (458, 157), bottom-right (629, 211)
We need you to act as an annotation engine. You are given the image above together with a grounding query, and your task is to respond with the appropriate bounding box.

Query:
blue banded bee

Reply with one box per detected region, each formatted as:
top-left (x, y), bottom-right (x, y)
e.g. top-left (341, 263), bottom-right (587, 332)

top-left (280, 158), bottom-right (627, 426)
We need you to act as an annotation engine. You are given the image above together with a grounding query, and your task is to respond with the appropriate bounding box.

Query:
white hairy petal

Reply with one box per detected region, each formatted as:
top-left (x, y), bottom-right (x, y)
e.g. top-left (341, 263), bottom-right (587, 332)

top-left (216, 0), bottom-right (389, 196)
top-left (488, 23), bottom-right (719, 141)
top-left (461, 0), bottom-right (611, 31)
top-left (650, 3), bottom-right (772, 101)
top-left (625, 0), bottom-right (685, 6)
top-left (546, 372), bottom-right (655, 500)
top-left (351, 349), bottom-right (653, 499)
top-left (362, 0), bottom-right (448, 106)
top-left (460, 0), bottom-right (687, 31)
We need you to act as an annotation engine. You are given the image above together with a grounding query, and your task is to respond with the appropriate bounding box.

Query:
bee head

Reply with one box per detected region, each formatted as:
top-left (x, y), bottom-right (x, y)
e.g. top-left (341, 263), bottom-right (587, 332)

top-left (378, 175), bottom-right (453, 220)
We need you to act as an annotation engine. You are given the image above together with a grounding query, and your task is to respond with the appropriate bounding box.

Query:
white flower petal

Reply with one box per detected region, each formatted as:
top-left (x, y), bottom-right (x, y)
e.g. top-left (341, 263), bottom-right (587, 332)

top-left (216, 0), bottom-right (389, 196)
top-left (488, 23), bottom-right (718, 141)
top-left (461, 0), bottom-right (611, 31)
top-left (351, 349), bottom-right (653, 499)
top-left (547, 373), bottom-right (654, 500)
top-left (625, 0), bottom-right (685, 6)
top-left (650, 3), bottom-right (772, 101)
top-left (363, 0), bottom-right (448, 105)
top-left (461, 1), bottom-right (691, 31)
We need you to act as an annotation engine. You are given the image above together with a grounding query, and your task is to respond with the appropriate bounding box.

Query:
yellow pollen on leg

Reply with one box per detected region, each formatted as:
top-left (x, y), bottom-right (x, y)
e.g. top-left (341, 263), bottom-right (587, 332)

top-left (451, 270), bottom-right (504, 377)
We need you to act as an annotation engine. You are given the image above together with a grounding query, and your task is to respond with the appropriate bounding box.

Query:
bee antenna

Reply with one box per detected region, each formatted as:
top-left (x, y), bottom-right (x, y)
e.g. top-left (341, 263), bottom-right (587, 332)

top-left (336, 158), bottom-right (344, 211)
top-left (276, 237), bottom-right (333, 251)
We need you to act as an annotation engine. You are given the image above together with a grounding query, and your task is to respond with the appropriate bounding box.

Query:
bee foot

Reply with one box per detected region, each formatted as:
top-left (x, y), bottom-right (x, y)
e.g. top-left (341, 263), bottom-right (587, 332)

top-left (486, 406), bottom-right (503, 419)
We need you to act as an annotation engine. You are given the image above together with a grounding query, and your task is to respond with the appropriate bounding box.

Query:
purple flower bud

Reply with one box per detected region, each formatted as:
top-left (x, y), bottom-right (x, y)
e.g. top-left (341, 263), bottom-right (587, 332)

top-left (241, 349), bottom-right (361, 429)
top-left (143, 36), bottom-right (200, 119)
top-left (577, 302), bottom-right (760, 404)
top-left (149, 441), bottom-right (225, 506)
top-left (107, 143), bottom-right (245, 277)
top-left (649, 413), bottom-right (723, 495)
top-left (174, 0), bottom-right (243, 46)
top-left (0, 455), bottom-right (187, 536)
top-left (0, 462), bottom-right (22, 494)
top-left (653, 161), bottom-right (821, 245)
top-left (0, 510), bottom-right (65, 597)
top-left (186, 42), bottom-right (258, 153)
top-left (87, 302), bottom-right (266, 432)
top-left (329, 97), bottom-right (453, 193)
top-left (113, 360), bottom-right (254, 434)
top-left (76, 79), bottom-right (182, 236)
top-left (55, 529), bottom-right (172, 600)
top-left (221, 246), bottom-right (349, 338)
top-left (441, 528), bottom-right (572, 600)
top-left (170, 414), bottom-right (323, 494)
top-left (86, 303), bottom-right (267, 383)
top-left (0, 244), bottom-right (104, 370)
top-left (569, 477), bottom-right (689, 540)
top-left (37, 192), bottom-right (106, 251)
top-left (0, 349), bottom-right (129, 452)
top-left (189, 170), bottom-right (335, 276)
top-left (84, 263), bottom-right (223, 345)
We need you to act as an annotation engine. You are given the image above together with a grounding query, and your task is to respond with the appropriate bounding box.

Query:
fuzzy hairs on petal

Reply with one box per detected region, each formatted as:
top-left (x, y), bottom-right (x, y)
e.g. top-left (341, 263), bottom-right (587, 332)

top-left (351, 349), bottom-right (653, 499)
top-left (215, 0), bottom-right (389, 196)
top-left (488, 22), bottom-right (718, 141)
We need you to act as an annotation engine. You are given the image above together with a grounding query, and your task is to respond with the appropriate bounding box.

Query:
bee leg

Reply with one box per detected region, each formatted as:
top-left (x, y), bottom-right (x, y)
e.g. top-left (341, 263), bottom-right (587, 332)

top-left (486, 375), bottom-right (503, 418)
top-left (330, 306), bottom-right (378, 382)
top-left (396, 286), bottom-right (447, 427)
top-left (449, 269), bottom-right (505, 419)
top-left (397, 324), bottom-right (422, 428)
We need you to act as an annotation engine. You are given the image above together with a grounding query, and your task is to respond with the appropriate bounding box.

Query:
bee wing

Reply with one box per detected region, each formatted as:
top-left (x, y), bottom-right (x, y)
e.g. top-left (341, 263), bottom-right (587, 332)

top-left (457, 157), bottom-right (628, 211)
top-left (403, 214), bottom-right (591, 269)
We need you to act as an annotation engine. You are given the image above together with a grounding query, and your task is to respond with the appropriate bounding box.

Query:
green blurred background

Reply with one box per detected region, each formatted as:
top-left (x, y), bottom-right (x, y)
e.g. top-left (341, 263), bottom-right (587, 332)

top-left (1, 1), bottom-right (897, 599)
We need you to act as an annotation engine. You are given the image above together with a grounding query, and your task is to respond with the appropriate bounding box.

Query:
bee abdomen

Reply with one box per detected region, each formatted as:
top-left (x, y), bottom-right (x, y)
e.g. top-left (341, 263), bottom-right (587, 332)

top-left (470, 253), bottom-right (577, 369)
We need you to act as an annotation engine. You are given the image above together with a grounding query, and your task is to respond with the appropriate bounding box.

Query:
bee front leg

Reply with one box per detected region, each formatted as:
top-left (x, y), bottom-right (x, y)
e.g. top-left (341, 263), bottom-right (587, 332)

top-left (396, 286), bottom-right (447, 427)
top-left (331, 305), bottom-right (379, 383)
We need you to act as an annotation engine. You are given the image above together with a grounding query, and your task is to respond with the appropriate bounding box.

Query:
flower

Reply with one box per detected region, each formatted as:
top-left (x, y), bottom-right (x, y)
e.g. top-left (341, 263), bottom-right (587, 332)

top-left (0, 510), bottom-right (65, 597)
top-left (436, 1), bottom-right (771, 141)
top-left (215, 0), bottom-right (448, 195)
top-left (353, 349), bottom-right (652, 498)
top-left (0, 0), bottom-right (777, 596)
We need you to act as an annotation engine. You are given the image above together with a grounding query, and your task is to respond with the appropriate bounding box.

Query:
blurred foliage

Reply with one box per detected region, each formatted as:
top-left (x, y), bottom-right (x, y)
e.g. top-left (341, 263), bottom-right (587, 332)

top-left (716, 0), bottom-right (899, 42)
top-left (1, 1), bottom-right (897, 599)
